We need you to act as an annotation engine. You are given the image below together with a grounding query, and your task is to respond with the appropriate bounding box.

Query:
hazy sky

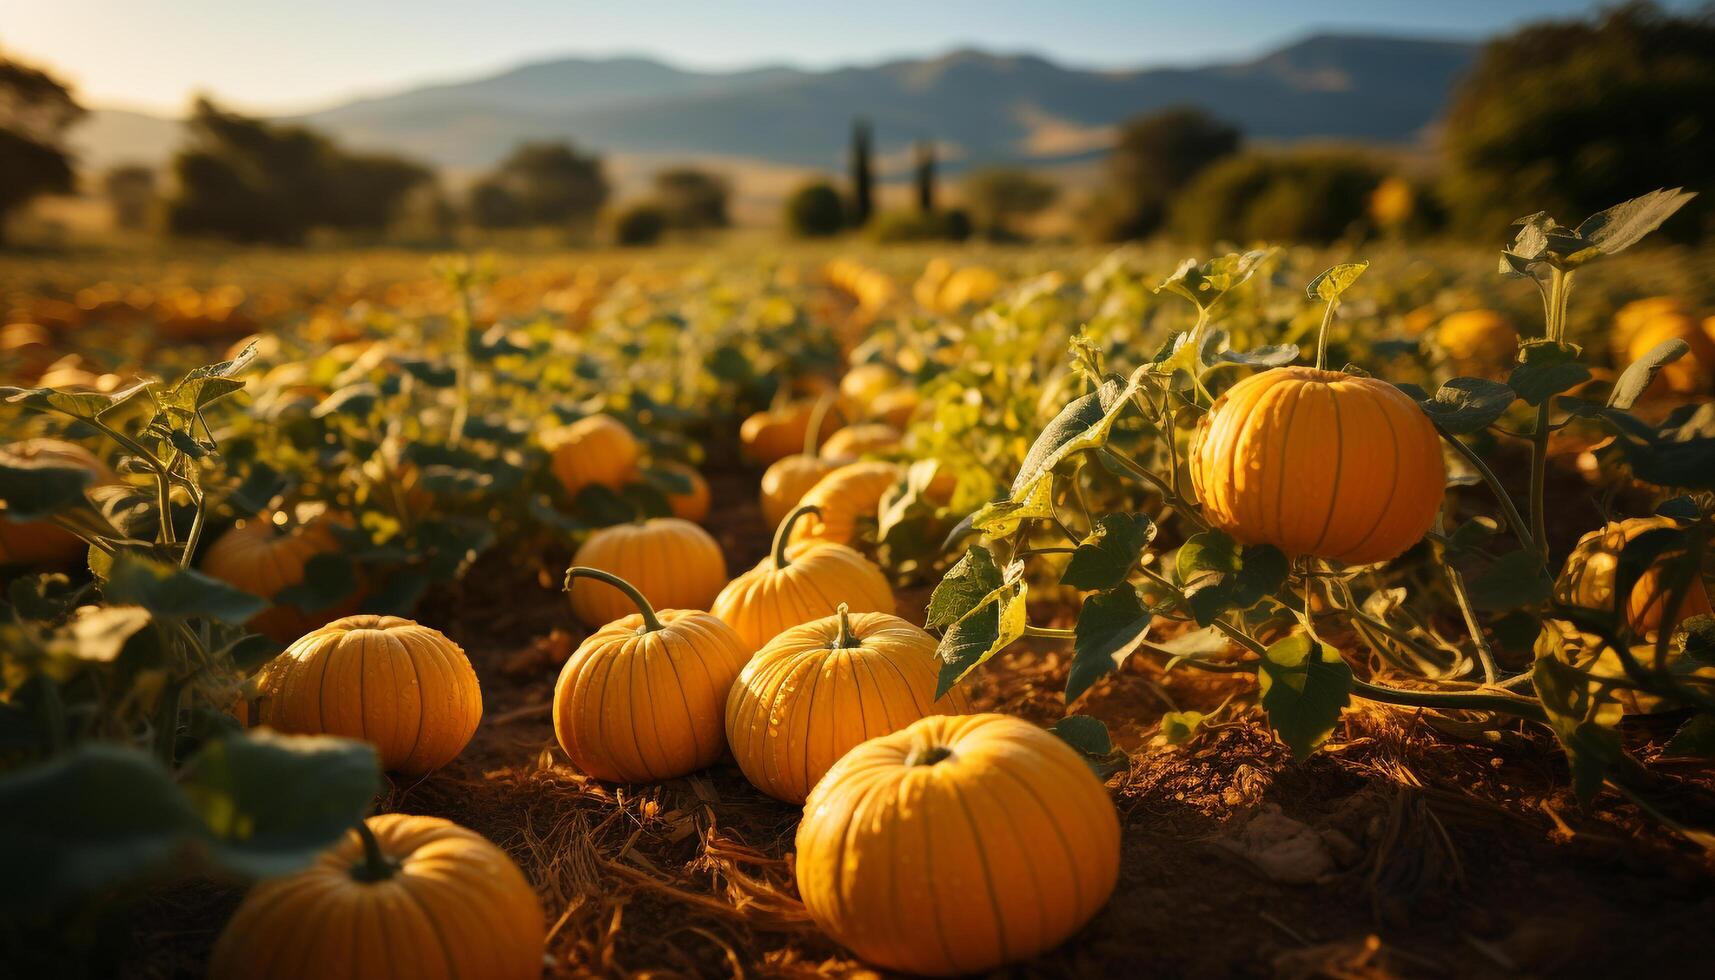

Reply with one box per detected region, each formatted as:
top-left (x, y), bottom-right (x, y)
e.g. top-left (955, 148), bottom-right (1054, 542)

top-left (0, 0), bottom-right (1694, 115)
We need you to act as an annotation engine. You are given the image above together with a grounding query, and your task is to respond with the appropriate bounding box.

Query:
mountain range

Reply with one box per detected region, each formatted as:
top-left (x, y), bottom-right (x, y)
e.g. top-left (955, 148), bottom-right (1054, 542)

top-left (72, 34), bottom-right (1479, 176)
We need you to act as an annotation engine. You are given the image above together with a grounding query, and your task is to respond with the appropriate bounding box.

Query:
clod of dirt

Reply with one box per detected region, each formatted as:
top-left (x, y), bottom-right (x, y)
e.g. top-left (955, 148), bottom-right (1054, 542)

top-left (1218, 804), bottom-right (1339, 884)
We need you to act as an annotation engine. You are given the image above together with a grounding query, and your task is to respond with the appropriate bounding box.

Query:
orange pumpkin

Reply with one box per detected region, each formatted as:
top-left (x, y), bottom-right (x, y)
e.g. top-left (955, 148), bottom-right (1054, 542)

top-left (868, 387), bottom-right (921, 429)
top-left (0, 439), bottom-right (113, 567)
top-left (545, 414), bottom-right (639, 496)
top-left (1556, 516), bottom-right (1713, 635)
top-left (201, 511), bottom-right (361, 643)
top-left (819, 423), bottom-right (901, 459)
top-left (246, 615), bottom-right (483, 774)
top-left (788, 461), bottom-right (902, 548)
top-left (739, 402), bottom-right (839, 464)
top-left (1436, 309), bottom-right (1518, 372)
top-left (839, 363), bottom-right (899, 413)
top-left (1190, 366), bottom-right (1445, 565)
top-left (567, 517), bottom-right (727, 626)
top-left (555, 568), bottom-right (750, 781)
top-left (796, 713), bottom-right (1121, 975)
top-left (711, 505), bottom-right (896, 651)
top-left (759, 453), bottom-right (842, 528)
top-left (210, 814), bottom-right (544, 980)
top-left (1622, 311), bottom-right (1714, 396)
top-left (725, 604), bottom-right (968, 803)
top-left (658, 460), bottom-right (711, 523)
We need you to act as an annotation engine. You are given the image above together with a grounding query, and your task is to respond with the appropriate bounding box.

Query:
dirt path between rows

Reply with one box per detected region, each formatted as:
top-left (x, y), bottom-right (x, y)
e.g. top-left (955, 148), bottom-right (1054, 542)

top-left (130, 469), bottom-right (1715, 978)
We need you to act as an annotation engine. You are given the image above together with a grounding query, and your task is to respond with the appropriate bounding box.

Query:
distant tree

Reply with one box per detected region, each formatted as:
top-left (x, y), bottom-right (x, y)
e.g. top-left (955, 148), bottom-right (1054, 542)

top-left (867, 208), bottom-right (972, 243)
top-left (914, 141), bottom-right (937, 213)
top-left (848, 119), bottom-right (874, 227)
top-left (468, 141), bottom-right (608, 230)
top-left (612, 202), bottom-right (667, 246)
top-left (1441, 3), bottom-right (1715, 239)
top-left (103, 164), bottom-right (156, 231)
top-left (652, 168), bottom-right (729, 230)
top-left (1167, 150), bottom-right (1384, 245)
top-left (0, 56), bottom-right (83, 246)
top-left (1089, 107), bottom-right (1240, 241)
top-left (784, 181), bottom-right (845, 237)
top-left (168, 99), bottom-right (431, 243)
top-left (963, 167), bottom-right (1058, 239)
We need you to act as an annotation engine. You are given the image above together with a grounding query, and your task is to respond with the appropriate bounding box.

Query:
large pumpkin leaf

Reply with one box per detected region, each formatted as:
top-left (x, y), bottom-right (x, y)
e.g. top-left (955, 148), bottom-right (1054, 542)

top-left (181, 731), bottom-right (381, 878)
top-left (1258, 634), bottom-right (1352, 759)
top-left (970, 475), bottom-right (1054, 538)
top-left (925, 544), bottom-right (1003, 629)
top-left (1414, 377), bottom-right (1515, 434)
top-left (1068, 586), bottom-right (1152, 703)
top-left (0, 453), bottom-right (97, 521)
top-left (273, 553), bottom-right (359, 614)
top-left (1009, 374), bottom-right (1138, 499)
top-left (1048, 715), bottom-right (1129, 779)
top-left (1175, 530), bottom-right (1288, 626)
top-left (1508, 341), bottom-right (1590, 406)
top-left (935, 580), bottom-right (1027, 697)
top-left (1060, 513), bottom-right (1155, 591)
top-left (103, 553), bottom-right (268, 624)
top-left (1574, 187), bottom-right (1697, 257)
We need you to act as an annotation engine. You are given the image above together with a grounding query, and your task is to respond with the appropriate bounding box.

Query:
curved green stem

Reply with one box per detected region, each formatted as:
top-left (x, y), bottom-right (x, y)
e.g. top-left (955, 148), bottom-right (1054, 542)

top-left (1351, 678), bottom-right (1548, 722)
top-left (1314, 298), bottom-right (1339, 371)
top-left (564, 567), bottom-right (664, 632)
top-left (1023, 625), bottom-right (1076, 639)
top-left (350, 820), bottom-right (398, 883)
top-left (832, 603), bottom-right (860, 649)
top-left (805, 392), bottom-right (838, 456)
top-left (773, 504), bottom-right (822, 569)
top-left (1437, 425), bottom-right (1538, 562)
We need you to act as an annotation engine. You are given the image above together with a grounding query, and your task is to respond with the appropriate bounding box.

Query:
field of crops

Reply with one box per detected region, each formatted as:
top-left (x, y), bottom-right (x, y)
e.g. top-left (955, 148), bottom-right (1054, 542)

top-left (5, 191), bottom-right (1715, 976)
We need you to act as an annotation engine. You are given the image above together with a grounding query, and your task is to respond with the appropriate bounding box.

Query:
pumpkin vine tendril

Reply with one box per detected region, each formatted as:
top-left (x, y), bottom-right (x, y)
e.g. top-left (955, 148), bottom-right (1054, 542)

top-left (773, 504), bottom-right (823, 569)
top-left (564, 567), bottom-right (665, 633)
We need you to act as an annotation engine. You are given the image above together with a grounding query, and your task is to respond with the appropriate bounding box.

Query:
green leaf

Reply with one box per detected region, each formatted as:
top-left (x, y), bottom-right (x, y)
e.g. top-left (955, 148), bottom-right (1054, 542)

top-left (1175, 530), bottom-right (1288, 626)
top-left (1532, 646), bottom-right (1626, 802)
top-left (1663, 714), bottom-right (1715, 759)
top-left (1507, 341), bottom-right (1590, 407)
top-left (1415, 377), bottom-right (1515, 434)
top-left (1010, 374), bottom-right (1138, 499)
top-left (59, 605), bottom-right (153, 662)
top-left (0, 744), bottom-right (201, 909)
top-left (0, 451), bottom-right (97, 520)
top-left (1155, 249), bottom-right (1274, 309)
top-left (1574, 188), bottom-right (1696, 257)
top-left (1068, 587), bottom-right (1152, 703)
top-left (1608, 338), bottom-right (1690, 411)
top-left (927, 546), bottom-right (1004, 629)
top-left (1048, 715), bottom-right (1129, 779)
top-left (571, 483), bottom-right (638, 526)
top-left (1, 385), bottom-right (126, 421)
top-left (970, 477), bottom-right (1054, 538)
top-left (934, 580), bottom-right (1027, 697)
top-left (1307, 261), bottom-right (1369, 302)
top-left (1465, 550), bottom-right (1553, 611)
top-left (1444, 516), bottom-right (1499, 557)
top-left (1158, 710), bottom-right (1208, 745)
top-left (103, 553), bottom-right (269, 623)
top-left (272, 553), bottom-right (358, 613)
top-left (1060, 513), bottom-right (1155, 591)
top-left (1257, 634), bottom-right (1352, 759)
top-left (180, 730), bottom-right (381, 878)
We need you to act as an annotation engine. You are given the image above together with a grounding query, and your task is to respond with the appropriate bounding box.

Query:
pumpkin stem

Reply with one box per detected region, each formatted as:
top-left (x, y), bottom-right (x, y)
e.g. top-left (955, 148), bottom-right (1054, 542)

top-left (350, 820), bottom-right (398, 883)
top-left (831, 602), bottom-right (861, 650)
top-left (564, 566), bottom-right (665, 632)
top-left (905, 744), bottom-right (954, 767)
top-left (773, 504), bottom-right (823, 569)
top-left (1314, 296), bottom-right (1339, 371)
top-left (804, 392), bottom-right (837, 456)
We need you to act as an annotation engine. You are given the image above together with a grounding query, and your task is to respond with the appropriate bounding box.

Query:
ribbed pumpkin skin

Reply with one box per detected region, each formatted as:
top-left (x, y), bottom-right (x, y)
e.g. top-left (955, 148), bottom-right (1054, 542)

top-left (659, 461), bottom-right (711, 523)
top-left (820, 424), bottom-right (901, 460)
top-left (740, 404), bottom-right (838, 464)
top-left (568, 519), bottom-right (727, 626)
top-left (1437, 309), bottom-right (1518, 366)
top-left (210, 814), bottom-right (544, 980)
top-left (711, 541), bottom-right (896, 651)
top-left (725, 611), bottom-right (969, 803)
top-left (1190, 367), bottom-right (1445, 565)
top-left (796, 713), bottom-right (1121, 975)
top-left (202, 514), bottom-right (358, 643)
top-left (1556, 517), bottom-right (1713, 634)
top-left (760, 454), bottom-right (840, 528)
top-left (0, 439), bottom-right (112, 567)
top-left (546, 414), bottom-right (639, 496)
top-left (554, 609), bottom-right (750, 781)
top-left (788, 462), bottom-right (902, 547)
top-left (251, 615), bottom-right (482, 774)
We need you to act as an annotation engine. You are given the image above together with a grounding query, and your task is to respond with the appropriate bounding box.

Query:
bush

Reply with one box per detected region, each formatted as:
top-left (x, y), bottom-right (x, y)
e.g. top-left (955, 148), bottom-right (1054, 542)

top-left (653, 168), bottom-right (729, 230)
top-left (866, 208), bottom-right (971, 243)
top-left (1442, 4), bottom-right (1715, 240)
top-left (468, 141), bottom-right (608, 231)
top-left (1086, 107), bottom-right (1240, 241)
top-left (962, 168), bottom-right (1057, 240)
top-left (1167, 150), bottom-right (1385, 245)
top-left (784, 182), bottom-right (845, 237)
top-left (612, 203), bottom-right (667, 246)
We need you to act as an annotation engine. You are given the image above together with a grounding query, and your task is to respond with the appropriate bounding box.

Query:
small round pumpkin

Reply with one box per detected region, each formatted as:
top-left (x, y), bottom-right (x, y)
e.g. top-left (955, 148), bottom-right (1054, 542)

top-left (202, 510), bottom-right (361, 643)
top-left (788, 461), bottom-right (902, 548)
top-left (545, 414), bottom-right (639, 496)
top-left (0, 439), bottom-right (113, 567)
top-left (567, 517), bottom-right (727, 627)
top-left (711, 505), bottom-right (897, 651)
top-left (819, 423), bottom-right (901, 459)
top-left (759, 453), bottom-right (843, 528)
top-left (1556, 516), bottom-right (1713, 635)
top-left (1436, 309), bottom-right (1518, 369)
top-left (210, 814), bottom-right (544, 980)
top-left (869, 387), bottom-right (921, 429)
top-left (796, 712), bottom-right (1121, 975)
top-left (725, 604), bottom-right (969, 803)
top-left (247, 615), bottom-right (482, 774)
top-left (658, 460), bottom-right (711, 523)
top-left (839, 363), bottom-right (899, 413)
top-left (1190, 366), bottom-right (1445, 565)
top-left (555, 568), bottom-right (751, 781)
top-left (740, 402), bottom-right (839, 464)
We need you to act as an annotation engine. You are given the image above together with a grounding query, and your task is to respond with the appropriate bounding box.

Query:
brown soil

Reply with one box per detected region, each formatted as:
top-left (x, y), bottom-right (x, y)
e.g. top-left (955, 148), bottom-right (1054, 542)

top-left (122, 468), bottom-right (1715, 979)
